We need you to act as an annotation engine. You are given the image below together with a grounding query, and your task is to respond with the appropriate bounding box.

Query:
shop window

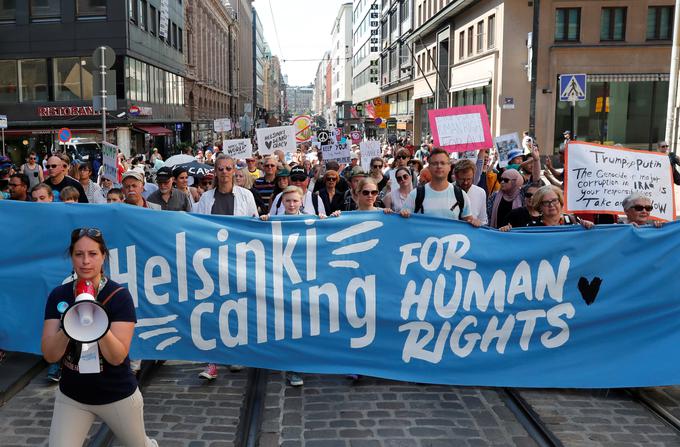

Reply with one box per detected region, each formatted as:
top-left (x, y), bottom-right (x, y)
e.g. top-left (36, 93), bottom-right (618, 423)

top-left (19, 59), bottom-right (48, 102)
top-left (30, 0), bottom-right (60, 20)
top-left (53, 57), bottom-right (83, 101)
top-left (0, 60), bottom-right (18, 103)
top-left (77, 0), bottom-right (106, 18)
top-left (647, 6), bottom-right (673, 41)
top-left (601, 7), bottom-right (626, 41)
top-left (555, 8), bottom-right (580, 42)
top-left (0, 0), bottom-right (16, 22)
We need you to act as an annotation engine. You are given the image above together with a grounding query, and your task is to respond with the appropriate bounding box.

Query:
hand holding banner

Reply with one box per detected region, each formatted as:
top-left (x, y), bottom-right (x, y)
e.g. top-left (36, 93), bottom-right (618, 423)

top-left (564, 142), bottom-right (676, 221)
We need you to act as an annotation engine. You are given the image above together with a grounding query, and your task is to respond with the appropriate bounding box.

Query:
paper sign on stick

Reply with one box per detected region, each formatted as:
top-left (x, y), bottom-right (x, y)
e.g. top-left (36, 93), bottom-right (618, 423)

top-left (222, 139), bottom-right (253, 159)
top-left (564, 141), bottom-right (675, 221)
top-left (428, 105), bottom-right (492, 153)
top-left (494, 133), bottom-right (521, 168)
top-left (322, 142), bottom-right (351, 164)
top-left (102, 142), bottom-right (118, 184)
top-left (360, 141), bottom-right (381, 169)
top-left (256, 126), bottom-right (297, 155)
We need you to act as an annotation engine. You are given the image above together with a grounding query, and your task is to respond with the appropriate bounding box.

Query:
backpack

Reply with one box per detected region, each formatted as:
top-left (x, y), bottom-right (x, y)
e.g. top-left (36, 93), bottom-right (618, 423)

top-left (414, 184), bottom-right (465, 219)
top-left (275, 191), bottom-right (320, 215)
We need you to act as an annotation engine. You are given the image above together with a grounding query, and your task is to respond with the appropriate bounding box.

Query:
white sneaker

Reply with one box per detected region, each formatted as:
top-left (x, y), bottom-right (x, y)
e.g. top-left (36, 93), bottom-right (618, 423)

top-left (129, 359), bottom-right (141, 372)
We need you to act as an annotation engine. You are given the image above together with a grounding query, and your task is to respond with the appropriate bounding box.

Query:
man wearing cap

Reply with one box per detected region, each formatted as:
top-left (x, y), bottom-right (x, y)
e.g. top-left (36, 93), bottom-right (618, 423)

top-left (147, 167), bottom-right (192, 211)
top-left (269, 166), bottom-right (326, 216)
top-left (44, 153), bottom-right (89, 203)
top-left (414, 143), bottom-right (430, 162)
top-left (246, 157), bottom-right (261, 179)
top-left (121, 170), bottom-right (161, 210)
top-left (341, 152), bottom-right (359, 181)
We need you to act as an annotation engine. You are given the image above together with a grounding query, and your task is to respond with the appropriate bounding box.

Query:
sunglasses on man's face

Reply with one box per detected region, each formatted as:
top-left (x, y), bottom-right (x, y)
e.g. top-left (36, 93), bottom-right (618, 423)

top-left (371, 164), bottom-right (383, 169)
top-left (264, 164), bottom-right (277, 168)
top-left (631, 205), bottom-right (653, 212)
top-left (291, 175), bottom-right (307, 182)
top-left (46, 164), bottom-right (61, 169)
top-left (361, 189), bottom-right (378, 196)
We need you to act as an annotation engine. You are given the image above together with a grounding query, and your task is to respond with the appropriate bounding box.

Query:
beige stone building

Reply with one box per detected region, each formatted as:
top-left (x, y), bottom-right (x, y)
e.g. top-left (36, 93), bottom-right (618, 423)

top-left (184, 0), bottom-right (239, 142)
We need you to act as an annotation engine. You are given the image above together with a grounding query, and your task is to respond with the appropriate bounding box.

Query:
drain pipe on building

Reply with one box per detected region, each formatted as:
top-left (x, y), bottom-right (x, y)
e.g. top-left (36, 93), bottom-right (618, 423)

top-left (665, 0), bottom-right (680, 152)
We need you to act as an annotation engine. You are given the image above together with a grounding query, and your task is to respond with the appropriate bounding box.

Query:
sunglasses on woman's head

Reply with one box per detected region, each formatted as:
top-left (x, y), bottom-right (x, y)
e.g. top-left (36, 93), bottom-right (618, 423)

top-left (71, 228), bottom-right (102, 239)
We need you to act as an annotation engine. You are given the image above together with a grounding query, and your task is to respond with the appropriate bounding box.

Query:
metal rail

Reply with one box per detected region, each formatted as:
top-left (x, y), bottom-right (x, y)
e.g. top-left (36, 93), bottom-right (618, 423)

top-left (627, 388), bottom-right (680, 435)
top-left (499, 388), bottom-right (564, 447)
top-left (235, 368), bottom-right (269, 447)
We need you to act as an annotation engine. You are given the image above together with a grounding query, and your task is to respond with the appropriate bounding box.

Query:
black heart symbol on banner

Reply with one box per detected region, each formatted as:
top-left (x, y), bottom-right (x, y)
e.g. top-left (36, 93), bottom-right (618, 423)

top-left (578, 277), bottom-right (602, 306)
top-left (265, 141), bottom-right (273, 150)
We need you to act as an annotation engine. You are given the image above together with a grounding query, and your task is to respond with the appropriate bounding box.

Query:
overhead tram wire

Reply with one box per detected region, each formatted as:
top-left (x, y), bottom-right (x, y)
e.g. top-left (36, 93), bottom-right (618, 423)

top-left (267, 0), bottom-right (285, 63)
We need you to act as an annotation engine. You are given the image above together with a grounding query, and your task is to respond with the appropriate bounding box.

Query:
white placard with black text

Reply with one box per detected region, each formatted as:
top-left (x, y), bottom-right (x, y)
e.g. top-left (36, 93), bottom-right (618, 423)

top-left (256, 126), bottom-right (297, 155)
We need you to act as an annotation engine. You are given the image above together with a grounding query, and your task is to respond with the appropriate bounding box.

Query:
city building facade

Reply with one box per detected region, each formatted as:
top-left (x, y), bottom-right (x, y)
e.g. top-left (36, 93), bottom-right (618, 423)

top-left (252, 7), bottom-right (267, 127)
top-left (285, 85), bottom-right (314, 117)
top-left (263, 50), bottom-right (284, 124)
top-left (330, 3), bottom-right (354, 127)
top-left (184, 0), bottom-right (238, 144)
top-left (0, 0), bottom-right (187, 158)
top-left (230, 0), bottom-right (254, 135)
top-left (313, 51), bottom-right (331, 125)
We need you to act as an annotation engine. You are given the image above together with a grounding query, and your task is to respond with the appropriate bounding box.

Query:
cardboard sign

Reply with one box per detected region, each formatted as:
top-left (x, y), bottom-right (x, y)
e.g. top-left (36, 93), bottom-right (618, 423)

top-left (321, 142), bottom-right (351, 164)
top-left (428, 105), bottom-right (492, 153)
top-left (494, 133), bottom-right (521, 168)
top-left (102, 142), bottom-right (118, 183)
top-left (222, 139), bottom-right (253, 159)
top-left (256, 126), bottom-right (297, 155)
top-left (213, 118), bottom-right (232, 133)
top-left (360, 141), bottom-right (381, 169)
top-left (293, 115), bottom-right (312, 143)
top-left (564, 142), bottom-right (675, 221)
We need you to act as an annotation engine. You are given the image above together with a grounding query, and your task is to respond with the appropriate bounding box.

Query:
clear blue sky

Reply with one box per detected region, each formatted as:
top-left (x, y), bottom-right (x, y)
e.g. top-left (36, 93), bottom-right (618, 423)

top-left (252, 0), bottom-right (350, 86)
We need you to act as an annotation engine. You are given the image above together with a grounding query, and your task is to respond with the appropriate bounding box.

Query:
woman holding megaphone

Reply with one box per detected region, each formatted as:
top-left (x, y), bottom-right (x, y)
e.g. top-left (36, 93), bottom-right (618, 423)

top-left (41, 228), bottom-right (157, 447)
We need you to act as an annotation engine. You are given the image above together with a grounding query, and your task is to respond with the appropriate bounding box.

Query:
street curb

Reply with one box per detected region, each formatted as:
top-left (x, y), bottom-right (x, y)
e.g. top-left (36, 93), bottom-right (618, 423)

top-left (0, 353), bottom-right (46, 407)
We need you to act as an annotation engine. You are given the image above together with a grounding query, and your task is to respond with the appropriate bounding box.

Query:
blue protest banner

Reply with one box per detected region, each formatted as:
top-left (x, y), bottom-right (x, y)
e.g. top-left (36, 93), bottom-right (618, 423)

top-left (1, 201), bottom-right (679, 388)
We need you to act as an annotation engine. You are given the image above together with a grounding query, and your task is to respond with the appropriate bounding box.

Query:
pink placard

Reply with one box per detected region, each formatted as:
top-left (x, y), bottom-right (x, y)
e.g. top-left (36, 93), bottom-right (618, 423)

top-left (428, 105), bottom-right (492, 153)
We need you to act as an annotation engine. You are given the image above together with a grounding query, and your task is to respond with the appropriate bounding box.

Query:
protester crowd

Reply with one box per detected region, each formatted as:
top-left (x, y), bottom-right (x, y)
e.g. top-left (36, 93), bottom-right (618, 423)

top-left (0, 132), bottom-right (677, 387)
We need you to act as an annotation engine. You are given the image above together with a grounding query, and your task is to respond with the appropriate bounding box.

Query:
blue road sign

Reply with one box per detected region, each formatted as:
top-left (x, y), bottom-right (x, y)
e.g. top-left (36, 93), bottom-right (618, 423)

top-left (559, 74), bottom-right (587, 101)
top-left (58, 128), bottom-right (72, 143)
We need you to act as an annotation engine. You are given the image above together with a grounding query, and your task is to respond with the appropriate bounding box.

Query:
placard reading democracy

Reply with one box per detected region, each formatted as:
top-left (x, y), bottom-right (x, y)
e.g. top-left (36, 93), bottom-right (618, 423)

top-left (428, 105), bottom-right (492, 153)
top-left (256, 126), bottom-right (297, 155)
top-left (222, 139), bottom-right (253, 159)
top-left (564, 142), bottom-right (675, 221)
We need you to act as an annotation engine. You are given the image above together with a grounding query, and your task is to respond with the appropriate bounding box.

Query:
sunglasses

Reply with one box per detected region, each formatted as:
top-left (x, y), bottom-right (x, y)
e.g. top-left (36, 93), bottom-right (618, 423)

top-left (540, 199), bottom-right (560, 207)
top-left (326, 177), bottom-right (338, 182)
top-left (524, 192), bottom-right (534, 198)
top-left (500, 178), bottom-right (514, 183)
top-left (398, 155), bottom-right (410, 160)
top-left (371, 164), bottom-right (383, 169)
top-left (396, 174), bottom-right (410, 181)
top-left (361, 189), bottom-right (379, 196)
top-left (217, 166), bottom-right (234, 172)
top-left (264, 164), bottom-right (277, 168)
top-left (631, 205), bottom-right (653, 212)
top-left (46, 164), bottom-right (61, 169)
top-left (291, 175), bottom-right (307, 182)
top-left (29, 157), bottom-right (36, 160)
top-left (71, 227), bottom-right (102, 239)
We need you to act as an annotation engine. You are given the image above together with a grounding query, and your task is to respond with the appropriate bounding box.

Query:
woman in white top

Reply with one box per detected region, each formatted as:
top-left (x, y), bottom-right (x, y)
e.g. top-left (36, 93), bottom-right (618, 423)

top-left (382, 166), bottom-right (413, 212)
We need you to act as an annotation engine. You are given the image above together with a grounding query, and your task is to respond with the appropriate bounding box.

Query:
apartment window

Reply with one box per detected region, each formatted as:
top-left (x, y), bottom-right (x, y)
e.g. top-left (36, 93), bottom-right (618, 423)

top-left (459, 30), bottom-right (464, 59)
top-left (601, 7), bottom-right (626, 41)
top-left (476, 21), bottom-right (484, 52)
top-left (30, 0), bottom-right (60, 20)
top-left (172, 23), bottom-right (178, 49)
top-left (467, 26), bottom-right (473, 56)
top-left (77, 0), bottom-right (106, 17)
top-left (555, 8), bottom-right (580, 42)
top-left (418, 4), bottom-right (422, 26)
top-left (139, 0), bottom-right (147, 30)
top-left (390, 10), bottom-right (398, 34)
top-left (129, 0), bottom-right (138, 22)
top-left (647, 6), bottom-right (674, 40)
top-left (19, 59), bottom-right (48, 102)
top-left (0, 60), bottom-right (18, 102)
top-left (178, 27), bottom-right (183, 53)
top-left (0, 0), bottom-right (16, 21)
top-left (400, 0), bottom-right (409, 22)
top-left (149, 5), bottom-right (157, 35)
top-left (488, 14), bottom-right (495, 49)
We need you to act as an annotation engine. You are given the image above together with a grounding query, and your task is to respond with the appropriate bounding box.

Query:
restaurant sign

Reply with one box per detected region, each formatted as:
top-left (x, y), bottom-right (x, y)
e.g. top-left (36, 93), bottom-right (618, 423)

top-left (38, 106), bottom-right (98, 118)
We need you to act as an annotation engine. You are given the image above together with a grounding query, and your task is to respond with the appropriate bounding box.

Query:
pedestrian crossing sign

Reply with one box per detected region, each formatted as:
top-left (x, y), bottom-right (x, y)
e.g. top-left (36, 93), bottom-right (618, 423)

top-left (559, 74), bottom-right (587, 101)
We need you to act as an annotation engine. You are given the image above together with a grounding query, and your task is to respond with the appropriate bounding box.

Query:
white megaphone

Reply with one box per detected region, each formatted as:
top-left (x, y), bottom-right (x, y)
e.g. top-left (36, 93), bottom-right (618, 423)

top-left (62, 279), bottom-right (110, 343)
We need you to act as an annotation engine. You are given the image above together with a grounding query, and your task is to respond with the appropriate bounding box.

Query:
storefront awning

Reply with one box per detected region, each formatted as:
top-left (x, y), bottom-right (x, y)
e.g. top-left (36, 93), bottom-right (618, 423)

top-left (133, 125), bottom-right (173, 136)
top-left (1, 128), bottom-right (105, 136)
top-left (412, 76), bottom-right (435, 100)
top-left (449, 77), bottom-right (491, 93)
top-left (586, 73), bottom-right (670, 82)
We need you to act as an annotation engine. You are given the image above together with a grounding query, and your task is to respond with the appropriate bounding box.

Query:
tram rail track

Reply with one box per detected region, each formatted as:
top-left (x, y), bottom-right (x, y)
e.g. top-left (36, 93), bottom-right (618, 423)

top-left (499, 388), bottom-right (564, 447)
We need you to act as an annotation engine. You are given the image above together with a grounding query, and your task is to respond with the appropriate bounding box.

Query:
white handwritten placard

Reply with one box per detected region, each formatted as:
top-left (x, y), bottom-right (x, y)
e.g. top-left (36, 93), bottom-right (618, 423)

top-left (322, 142), bottom-right (351, 164)
top-left (222, 139), bottom-right (253, 159)
top-left (494, 132), bottom-right (521, 168)
top-left (360, 141), bottom-right (381, 169)
top-left (102, 142), bottom-right (118, 184)
top-left (256, 126), bottom-right (296, 155)
top-left (564, 142), bottom-right (675, 221)
top-left (213, 118), bottom-right (232, 133)
top-left (428, 105), bottom-right (492, 153)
